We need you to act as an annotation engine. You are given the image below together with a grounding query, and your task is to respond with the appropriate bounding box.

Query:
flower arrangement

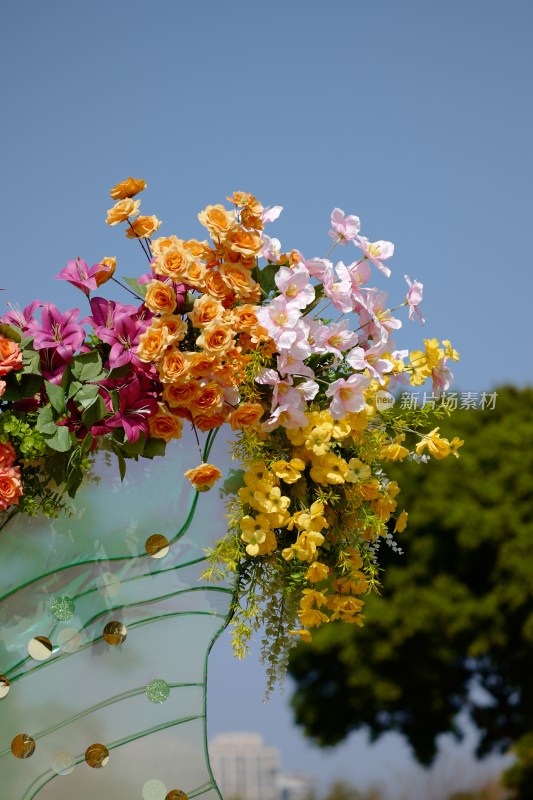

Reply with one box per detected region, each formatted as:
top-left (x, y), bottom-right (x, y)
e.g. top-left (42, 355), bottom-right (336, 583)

top-left (0, 178), bottom-right (462, 688)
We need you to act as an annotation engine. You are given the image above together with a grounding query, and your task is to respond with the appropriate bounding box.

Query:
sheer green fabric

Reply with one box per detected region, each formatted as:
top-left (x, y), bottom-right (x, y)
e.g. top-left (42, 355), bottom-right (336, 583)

top-left (0, 436), bottom-right (233, 800)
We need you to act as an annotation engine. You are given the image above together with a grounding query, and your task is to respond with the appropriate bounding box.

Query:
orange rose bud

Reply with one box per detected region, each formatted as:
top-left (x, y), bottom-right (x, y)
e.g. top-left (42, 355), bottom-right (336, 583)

top-left (227, 403), bottom-right (264, 430)
top-left (148, 403), bottom-right (183, 442)
top-left (184, 463), bottom-right (222, 492)
top-left (125, 215), bottom-right (162, 239)
top-left (95, 257), bottom-right (116, 287)
top-left (110, 177), bottom-right (147, 200)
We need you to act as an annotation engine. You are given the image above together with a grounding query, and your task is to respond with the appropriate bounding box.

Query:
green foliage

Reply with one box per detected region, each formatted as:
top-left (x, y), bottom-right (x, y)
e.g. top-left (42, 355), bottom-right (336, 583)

top-left (288, 387), bottom-right (533, 792)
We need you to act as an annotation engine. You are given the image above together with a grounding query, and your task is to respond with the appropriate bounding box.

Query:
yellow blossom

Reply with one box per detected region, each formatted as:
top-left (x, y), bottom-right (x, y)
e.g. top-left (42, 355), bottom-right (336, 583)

top-left (305, 562), bottom-right (329, 583)
top-left (300, 588), bottom-right (328, 609)
top-left (292, 530), bottom-right (325, 562)
top-left (271, 458), bottom-right (305, 484)
top-left (243, 462), bottom-right (277, 494)
top-left (289, 629), bottom-right (313, 643)
top-left (394, 510), bottom-right (408, 533)
top-left (381, 434), bottom-right (409, 462)
top-left (442, 339), bottom-right (460, 361)
top-left (344, 458), bottom-right (371, 483)
top-left (298, 608), bottom-right (329, 628)
top-left (305, 424), bottom-right (333, 456)
top-left (310, 453), bottom-right (349, 485)
top-left (416, 427), bottom-right (453, 460)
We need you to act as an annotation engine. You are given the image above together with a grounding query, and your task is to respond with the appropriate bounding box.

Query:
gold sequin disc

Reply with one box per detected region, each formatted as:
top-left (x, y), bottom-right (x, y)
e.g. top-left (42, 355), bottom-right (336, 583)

top-left (103, 621), bottom-right (127, 645)
top-left (166, 792), bottom-right (189, 800)
top-left (11, 734), bottom-right (35, 759)
top-left (0, 674), bottom-right (10, 699)
top-left (28, 636), bottom-right (53, 661)
top-left (84, 743), bottom-right (109, 768)
top-left (145, 533), bottom-right (170, 559)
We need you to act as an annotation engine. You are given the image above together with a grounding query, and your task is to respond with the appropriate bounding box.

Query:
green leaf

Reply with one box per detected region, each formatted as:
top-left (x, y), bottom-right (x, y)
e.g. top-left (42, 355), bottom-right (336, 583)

top-left (22, 346), bottom-right (41, 375)
top-left (72, 383), bottom-right (100, 409)
top-left (70, 351), bottom-right (104, 382)
top-left (0, 323), bottom-right (22, 343)
top-left (119, 432), bottom-right (146, 458)
top-left (43, 424), bottom-right (72, 453)
top-left (115, 450), bottom-right (127, 481)
top-left (45, 453), bottom-right (67, 486)
top-left (256, 263), bottom-right (279, 295)
top-left (80, 432), bottom-right (95, 455)
top-left (44, 380), bottom-right (66, 415)
top-left (81, 396), bottom-right (107, 427)
top-left (123, 276), bottom-right (147, 299)
top-left (143, 437), bottom-right (167, 459)
top-left (36, 406), bottom-right (59, 436)
top-left (65, 465), bottom-right (84, 497)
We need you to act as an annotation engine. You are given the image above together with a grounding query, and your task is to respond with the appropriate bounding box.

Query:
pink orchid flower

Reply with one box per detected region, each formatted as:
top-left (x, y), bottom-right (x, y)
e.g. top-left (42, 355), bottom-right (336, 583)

top-left (404, 274), bottom-right (425, 323)
top-left (275, 264), bottom-right (315, 310)
top-left (261, 205), bottom-right (283, 224)
top-left (329, 208), bottom-right (361, 245)
top-left (322, 262), bottom-right (354, 313)
top-left (354, 236), bottom-right (394, 277)
top-left (314, 320), bottom-right (360, 361)
top-left (256, 296), bottom-right (305, 350)
top-left (325, 373), bottom-right (371, 419)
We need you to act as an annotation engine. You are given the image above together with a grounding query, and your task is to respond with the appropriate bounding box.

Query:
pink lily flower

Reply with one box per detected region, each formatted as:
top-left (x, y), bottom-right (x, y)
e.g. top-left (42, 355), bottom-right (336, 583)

top-left (92, 374), bottom-right (158, 443)
top-left (404, 275), bottom-right (425, 323)
top-left (256, 296), bottom-right (305, 350)
top-left (54, 257), bottom-right (100, 296)
top-left (329, 208), bottom-right (361, 246)
top-left (305, 257), bottom-right (331, 281)
top-left (31, 303), bottom-right (86, 361)
top-left (1, 300), bottom-right (43, 332)
top-left (261, 205), bottom-right (283, 224)
top-left (260, 234), bottom-right (282, 262)
top-left (97, 313), bottom-right (150, 369)
top-left (325, 373), bottom-right (371, 420)
top-left (354, 237), bottom-right (394, 277)
top-left (83, 297), bottom-right (137, 336)
top-left (314, 320), bottom-right (360, 361)
top-left (275, 264), bottom-right (315, 310)
top-left (357, 289), bottom-right (402, 343)
top-left (322, 262), bottom-right (354, 313)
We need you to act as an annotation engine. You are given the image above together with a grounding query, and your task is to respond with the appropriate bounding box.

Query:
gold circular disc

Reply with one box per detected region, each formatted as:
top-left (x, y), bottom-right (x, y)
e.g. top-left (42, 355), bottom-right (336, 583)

top-left (145, 533), bottom-right (170, 559)
top-left (11, 734), bottom-right (35, 759)
top-left (84, 743), bottom-right (109, 768)
top-left (103, 621), bottom-right (127, 646)
top-left (166, 792), bottom-right (189, 800)
top-left (0, 674), bottom-right (10, 699)
top-left (28, 635), bottom-right (53, 661)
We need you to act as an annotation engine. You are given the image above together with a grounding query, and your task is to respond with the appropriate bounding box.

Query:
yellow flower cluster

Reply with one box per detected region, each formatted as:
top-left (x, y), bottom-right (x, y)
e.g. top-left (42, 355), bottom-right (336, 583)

top-left (235, 408), bottom-right (413, 640)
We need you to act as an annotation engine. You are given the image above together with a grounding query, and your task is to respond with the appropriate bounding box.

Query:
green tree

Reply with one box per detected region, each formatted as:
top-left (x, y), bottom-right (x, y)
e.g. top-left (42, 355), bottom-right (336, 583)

top-left (288, 387), bottom-right (533, 798)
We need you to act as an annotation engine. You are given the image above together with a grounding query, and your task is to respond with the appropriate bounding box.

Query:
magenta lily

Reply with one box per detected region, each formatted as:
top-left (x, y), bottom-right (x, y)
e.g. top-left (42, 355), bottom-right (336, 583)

top-left (54, 257), bottom-right (100, 296)
top-left (92, 375), bottom-right (158, 443)
top-left (97, 313), bottom-right (149, 369)
top-left (30, 303), bottom-right (86, 361)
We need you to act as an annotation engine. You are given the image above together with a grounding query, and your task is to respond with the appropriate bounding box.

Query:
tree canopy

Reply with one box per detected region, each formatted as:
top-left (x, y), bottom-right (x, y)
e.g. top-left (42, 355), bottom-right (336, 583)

top-left (288, 386), bottom-right (533, 793)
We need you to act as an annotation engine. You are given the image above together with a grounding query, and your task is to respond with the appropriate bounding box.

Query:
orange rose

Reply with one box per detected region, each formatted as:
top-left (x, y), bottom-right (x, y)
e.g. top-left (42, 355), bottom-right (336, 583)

top-left (204, 269), bottom-right (233, 303)
top-left (219, 262), bottom-right (256, 298)
top-left (240, 208), bottom-right (264, 231)
top-left (148, 403), bottom-right (183, 442)
top-left (0, 465), bottom-right (23, 511)
top-left (227, 403), bottom-right (264, 430)
top-left (224, 228), bottom-right (263, 256)
top-left (0, 441), bottom-right (16, 468)
top-left (151, 314), bottom-right (187, 343)
top-left (186, 260), bottom-right (207, 289)
top-left (188, 295), bottom-right (224, 329)
top-left (95, 257), bottom-right (116, 287)
top-left (196, 322), bottom-right (235, 356)
top-left (188, 352), bottom-right (217, 379)
top-left (158, 347), bottom-right (188, 383)
top-left (232, 304), bottom-right (259, 331)
top-left (183, 238), bottom-right (210, 258)
top-left (0, 336), bottom-right (23, 376)
top-left (151, 235), bottom-right (181, 257)
top-left (154, 246), bottom-right (192, 280)
top-left (137, 325), bottom-right (172, 363)
top-left (145, 280), bottom-right (177, 315)
top-left (162, 380), bottom-right (200, 408)
top-left (125, 215), bottom-right (162, 239)
top-left (193, 410), bottom-right (226, 431)
top-left (184, 463), bottom-right (222, 492)
top-left (190, 382), bottom-right (224, 416)
top-left (198, 205), bottom-right (235, 237)
top-left (110, 177), bottom-right (146, 200)
top-left (106, 198), bottom-right (140, 226)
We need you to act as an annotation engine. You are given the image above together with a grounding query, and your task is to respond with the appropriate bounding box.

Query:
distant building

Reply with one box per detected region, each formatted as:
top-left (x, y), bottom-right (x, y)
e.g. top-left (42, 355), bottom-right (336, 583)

top-left (210, 732), bottom-right (281, 800)
top-left (277, 772), bottom-right (315, 800)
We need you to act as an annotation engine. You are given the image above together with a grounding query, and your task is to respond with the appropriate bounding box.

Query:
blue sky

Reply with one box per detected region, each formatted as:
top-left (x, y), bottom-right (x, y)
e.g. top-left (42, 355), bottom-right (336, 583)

top-left (1, 0), bottom-right (532, 794)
